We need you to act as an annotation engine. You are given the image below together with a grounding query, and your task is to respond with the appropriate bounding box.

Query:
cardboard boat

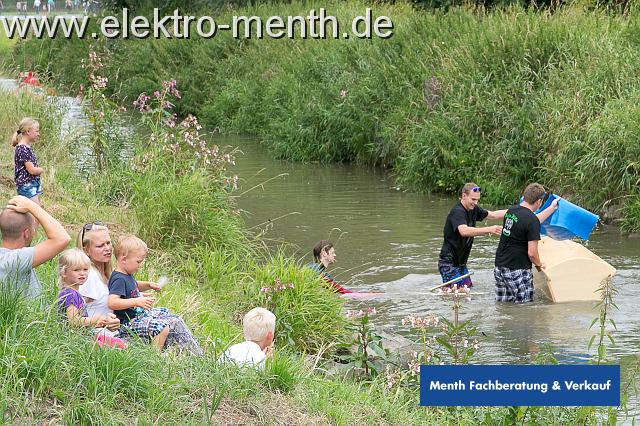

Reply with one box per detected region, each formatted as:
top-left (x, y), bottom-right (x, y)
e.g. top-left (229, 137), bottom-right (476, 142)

top-left (533, 236), bottom-right (616, 303)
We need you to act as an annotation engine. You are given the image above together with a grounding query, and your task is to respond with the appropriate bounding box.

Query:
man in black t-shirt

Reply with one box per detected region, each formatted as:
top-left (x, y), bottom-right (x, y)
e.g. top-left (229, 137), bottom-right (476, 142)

top-left (438, 182), bottom-right (507, 289)
top-left (494, 183), bottom-right (559, 303)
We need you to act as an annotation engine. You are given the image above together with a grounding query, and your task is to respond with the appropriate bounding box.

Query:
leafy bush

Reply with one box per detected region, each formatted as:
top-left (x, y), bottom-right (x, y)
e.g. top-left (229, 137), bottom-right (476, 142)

top-left (243, 254), bottom-right (348, 353)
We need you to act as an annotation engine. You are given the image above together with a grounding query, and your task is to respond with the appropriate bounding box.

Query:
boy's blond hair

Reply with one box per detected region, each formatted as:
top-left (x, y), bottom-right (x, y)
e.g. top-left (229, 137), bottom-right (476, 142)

top-left (243, 307), bottom-right (276, 342)
top-left (58, 248), bottom-right (91, 288)
top-left (114, 234), bottom-right (148, 258)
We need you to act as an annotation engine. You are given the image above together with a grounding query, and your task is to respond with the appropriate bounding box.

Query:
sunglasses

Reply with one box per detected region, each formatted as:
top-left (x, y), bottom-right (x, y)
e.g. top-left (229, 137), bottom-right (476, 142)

top-left (471, 186), bottom-right (481, 192)
top-left (81, 221), bottom-right (104, 242)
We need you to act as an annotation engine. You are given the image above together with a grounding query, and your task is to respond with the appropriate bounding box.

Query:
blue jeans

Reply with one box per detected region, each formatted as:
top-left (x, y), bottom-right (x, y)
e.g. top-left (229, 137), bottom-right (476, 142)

top-left (17, 180), bottom-right (42, 199)
top-left (438, 260), bottom-right (473, 288)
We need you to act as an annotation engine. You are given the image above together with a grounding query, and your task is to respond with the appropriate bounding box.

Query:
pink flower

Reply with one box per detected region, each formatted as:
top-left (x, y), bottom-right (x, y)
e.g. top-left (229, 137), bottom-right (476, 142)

top-left (368, 307), bottom-right (376, 315)
top-left (339, 89), bottom-right (347, 98)
top-left (153, 90), bottom-right (161, 99)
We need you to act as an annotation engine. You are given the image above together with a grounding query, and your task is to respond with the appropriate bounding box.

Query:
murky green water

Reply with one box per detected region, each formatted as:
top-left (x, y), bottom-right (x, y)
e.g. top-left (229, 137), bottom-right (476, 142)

top-left (229, 136), bottom-right (640, 366)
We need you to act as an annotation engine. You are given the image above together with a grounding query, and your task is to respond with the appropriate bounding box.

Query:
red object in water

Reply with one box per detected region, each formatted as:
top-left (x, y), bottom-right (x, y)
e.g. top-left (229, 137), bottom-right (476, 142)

top-left (19, 71), bottom-right (41, 87)
top-left (322, 276), bottom-right (353, 294)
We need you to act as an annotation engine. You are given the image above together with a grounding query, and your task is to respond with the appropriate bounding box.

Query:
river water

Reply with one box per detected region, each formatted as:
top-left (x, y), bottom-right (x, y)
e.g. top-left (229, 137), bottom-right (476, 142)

top-left (229, 136), bottom-right (640, 368)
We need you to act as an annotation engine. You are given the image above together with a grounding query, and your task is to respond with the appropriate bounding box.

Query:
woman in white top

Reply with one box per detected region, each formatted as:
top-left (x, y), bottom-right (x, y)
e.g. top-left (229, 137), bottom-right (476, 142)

top-left (76, 222), bottom-right (203, 354)
top-left (77, 222), bottom-right (116, 318)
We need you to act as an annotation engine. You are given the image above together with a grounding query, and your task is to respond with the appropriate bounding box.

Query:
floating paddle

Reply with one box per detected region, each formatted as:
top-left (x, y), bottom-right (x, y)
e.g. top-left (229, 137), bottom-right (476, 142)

top-left (428, 272), bottom-right (474, 292)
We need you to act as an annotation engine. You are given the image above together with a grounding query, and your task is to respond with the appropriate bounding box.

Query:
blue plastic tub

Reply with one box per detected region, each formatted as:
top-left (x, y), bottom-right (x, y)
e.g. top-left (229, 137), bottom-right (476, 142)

top-left (535, 194), bottom-right (599, 240)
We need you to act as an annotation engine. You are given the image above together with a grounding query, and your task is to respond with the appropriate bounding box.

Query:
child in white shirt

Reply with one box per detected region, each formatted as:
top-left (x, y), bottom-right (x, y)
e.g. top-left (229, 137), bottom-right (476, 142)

top-left (220, 307), bottom-right (275, 368)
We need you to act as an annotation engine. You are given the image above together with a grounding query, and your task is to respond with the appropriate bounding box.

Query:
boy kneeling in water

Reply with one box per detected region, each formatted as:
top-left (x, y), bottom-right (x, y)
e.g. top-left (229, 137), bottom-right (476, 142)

top-left (308, 240), bottom-right (352, 294)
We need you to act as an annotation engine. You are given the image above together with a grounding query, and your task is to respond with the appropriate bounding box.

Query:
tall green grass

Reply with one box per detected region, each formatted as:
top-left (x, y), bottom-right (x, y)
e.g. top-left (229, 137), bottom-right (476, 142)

top-left (0, 78), bottom-right (380, 424)
top-left (0, 32), bottom-right (17, 68)
top-left (10, 1), bottom-right (640, 229)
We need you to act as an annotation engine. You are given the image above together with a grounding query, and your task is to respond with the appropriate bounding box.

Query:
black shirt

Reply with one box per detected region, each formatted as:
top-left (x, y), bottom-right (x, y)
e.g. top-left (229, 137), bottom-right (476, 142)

top-left (108, 271), bottom-right (141, 324)
top-left (495, 205), bottom-right (541, 269)
top-left (439, 202), bottom-right (489, 266)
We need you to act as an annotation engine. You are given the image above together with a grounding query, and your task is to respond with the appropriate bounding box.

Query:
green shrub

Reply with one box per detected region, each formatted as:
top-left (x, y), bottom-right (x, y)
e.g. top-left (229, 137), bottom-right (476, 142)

top-left (242, 254), bottom-right (348, 354)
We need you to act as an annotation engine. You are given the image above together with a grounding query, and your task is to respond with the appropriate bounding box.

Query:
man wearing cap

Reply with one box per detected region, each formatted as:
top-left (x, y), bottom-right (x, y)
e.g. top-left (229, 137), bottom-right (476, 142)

top-left (438, 182), bottom-right (507, 290)
top-left (494, 183), bottom-right (558, 303)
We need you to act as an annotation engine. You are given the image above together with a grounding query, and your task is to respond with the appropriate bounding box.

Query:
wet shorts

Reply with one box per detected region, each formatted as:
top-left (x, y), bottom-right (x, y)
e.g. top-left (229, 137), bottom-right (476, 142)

top-left (493, 266), bottom-right (534, 304)
top-left (17, 180), bottom-right (42, 199)
top-left (438, 260), bottom-right (473, 288)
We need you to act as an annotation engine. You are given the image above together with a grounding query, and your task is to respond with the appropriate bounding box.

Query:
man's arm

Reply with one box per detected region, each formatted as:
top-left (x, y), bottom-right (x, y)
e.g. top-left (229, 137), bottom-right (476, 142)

top-left (536, 198), bottom-right (560, 223)
top-left (458, 224), bottom-right (502, 238)
top-left (527, 240), bottom-right (545, 271)
top-left (6, 196), bottom-right (70, 267)
top-left (486, 209), bottom-right (508, 220)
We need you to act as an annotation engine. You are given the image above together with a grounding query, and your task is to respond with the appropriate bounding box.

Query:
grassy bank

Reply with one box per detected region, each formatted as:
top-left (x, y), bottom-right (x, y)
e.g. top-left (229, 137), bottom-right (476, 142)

top-left (0, 90), bottom-right (351, 423)
top-left (6, 1), bottom-right (640, 231)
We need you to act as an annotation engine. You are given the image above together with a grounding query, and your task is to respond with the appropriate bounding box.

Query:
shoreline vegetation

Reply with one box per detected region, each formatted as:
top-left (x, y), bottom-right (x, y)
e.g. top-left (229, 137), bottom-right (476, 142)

top-left (0, 3), bottom-right (637, 425)
top-left (4, 1), bottom-right (640, 233)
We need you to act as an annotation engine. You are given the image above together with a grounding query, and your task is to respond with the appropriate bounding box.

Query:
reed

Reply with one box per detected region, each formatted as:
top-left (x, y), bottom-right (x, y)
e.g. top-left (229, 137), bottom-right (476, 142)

top-left (10, 2), bottom-right (640, 228)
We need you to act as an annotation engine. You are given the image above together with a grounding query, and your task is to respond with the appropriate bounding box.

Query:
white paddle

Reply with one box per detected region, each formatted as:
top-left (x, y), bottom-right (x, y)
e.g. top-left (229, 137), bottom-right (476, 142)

top-left (428, 272), bottom-right (474, 292)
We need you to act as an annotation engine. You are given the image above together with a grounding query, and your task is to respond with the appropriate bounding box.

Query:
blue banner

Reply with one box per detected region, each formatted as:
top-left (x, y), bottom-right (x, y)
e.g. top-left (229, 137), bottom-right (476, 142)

top-left (420, 365), bottom-right (619, 406)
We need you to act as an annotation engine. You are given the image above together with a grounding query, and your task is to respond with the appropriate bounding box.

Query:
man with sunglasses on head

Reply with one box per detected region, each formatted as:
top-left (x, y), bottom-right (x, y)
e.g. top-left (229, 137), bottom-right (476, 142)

top-left (438, 182), bottom-right (507, 291)
top-left (438, 182), bottom-right (508, 291)
top-left (0, 196), bottom-right (70, 298)
top-left (494, 183), bottom-right (559, 304)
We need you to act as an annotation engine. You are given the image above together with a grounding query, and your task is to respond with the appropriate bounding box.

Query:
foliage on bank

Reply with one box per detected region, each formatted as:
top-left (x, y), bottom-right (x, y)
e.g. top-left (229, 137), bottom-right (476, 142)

top-left (8, 1), bottom-right (640, 230)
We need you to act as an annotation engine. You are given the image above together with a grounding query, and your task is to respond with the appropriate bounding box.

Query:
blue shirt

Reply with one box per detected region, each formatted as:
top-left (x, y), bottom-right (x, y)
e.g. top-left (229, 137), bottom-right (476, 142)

top-left (108, 271), bottom-right (141, 324)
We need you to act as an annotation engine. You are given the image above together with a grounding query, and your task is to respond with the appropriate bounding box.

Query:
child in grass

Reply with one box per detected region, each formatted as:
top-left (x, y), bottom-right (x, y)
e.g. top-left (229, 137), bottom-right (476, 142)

top-left (12, 118), bottom-right (43, 205)
top-left (107, 235), bottom-right (203, 354)
top-left (219, 307), bottom-right (275, 369)
top-left (57, 248), bottom-right (126, 348)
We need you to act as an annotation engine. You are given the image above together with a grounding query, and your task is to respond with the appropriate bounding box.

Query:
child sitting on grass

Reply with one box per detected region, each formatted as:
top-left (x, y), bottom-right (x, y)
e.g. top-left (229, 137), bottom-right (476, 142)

top-left (220, 307), bottom-right (275, 368)
top-left (57, 248), bottom-right (126, 348)
top-left (107, 235), bottom-right (203, 355)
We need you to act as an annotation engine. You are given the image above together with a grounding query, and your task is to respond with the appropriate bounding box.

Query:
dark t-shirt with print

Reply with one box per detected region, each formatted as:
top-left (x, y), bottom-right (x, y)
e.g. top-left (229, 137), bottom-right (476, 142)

top-left (108, 271), bottom-right (141, 324)
top-left (495, 205), bottom-right (541, 270)
top-left (439, 202), bottom-right (489, 266)
top-left (14, 144), bottom-right (40, 186)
